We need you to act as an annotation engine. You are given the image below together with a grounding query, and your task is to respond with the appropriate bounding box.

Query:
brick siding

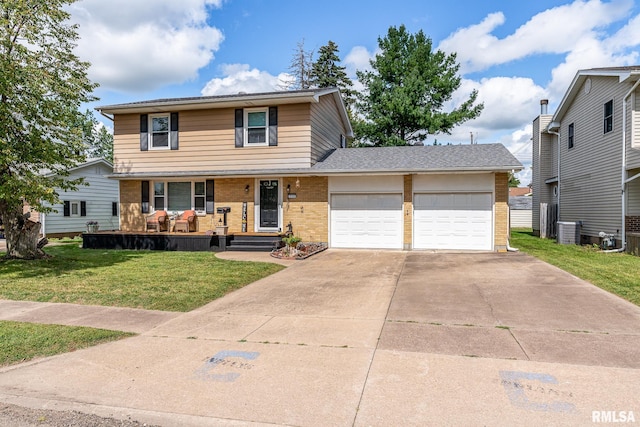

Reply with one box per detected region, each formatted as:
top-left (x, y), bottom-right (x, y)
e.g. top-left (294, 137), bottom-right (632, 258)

top-left (494, 172), bottom-right (509, 251)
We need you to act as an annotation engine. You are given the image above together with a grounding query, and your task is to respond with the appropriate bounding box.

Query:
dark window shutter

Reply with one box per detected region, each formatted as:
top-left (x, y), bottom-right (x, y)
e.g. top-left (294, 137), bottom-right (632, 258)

top-left (206, 180), bottom-right (215, 214)
top-left (112, 202), bottom-right (118, 216)
top-left (63, 201), bottom-right (70, 217)
top-left (141, 180), bottom-right (150, 213)
top-left (170, 112), bottom-right (179, 150)
top-left (140, 114), bottom-right (149, 151)
top-left (235, 109), bottom-right (244, 148)
top-left (80, 201), bottom-right (87, 217)
top-left (268, 106), bottom-right (278, 146)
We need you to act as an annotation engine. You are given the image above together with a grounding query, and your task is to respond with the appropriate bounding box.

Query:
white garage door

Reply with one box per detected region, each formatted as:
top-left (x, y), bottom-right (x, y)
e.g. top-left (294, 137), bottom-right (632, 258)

top-left (331, 194), bottom-right (403, 249)
top-left (414, 193), bottom-right (492, 250)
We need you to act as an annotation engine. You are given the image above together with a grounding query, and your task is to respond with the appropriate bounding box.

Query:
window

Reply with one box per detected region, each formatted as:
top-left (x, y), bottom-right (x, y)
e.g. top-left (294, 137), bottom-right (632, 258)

top-left (112, 202), bottom-right (118, 216)
top-left (194, 181), bottom-right (205, 213)
top-left (604, 100), bottom-right (613, 133)
top-left (150, 114), bottom-right (170, 149)
top-left (140, 113), bottom-right (178, 151)
top-left (154, 182), bottom-right (165, 210)
top-left (71, 201), bottom-right (80, 216)
top-left (245, 108), bottom-right (268, 145)
top-left (568, 123), bottom-right (574, 149)
top-left (63, 200), bottom-right (86, 217)
top-left (151, 181), bottom-right (205, 213)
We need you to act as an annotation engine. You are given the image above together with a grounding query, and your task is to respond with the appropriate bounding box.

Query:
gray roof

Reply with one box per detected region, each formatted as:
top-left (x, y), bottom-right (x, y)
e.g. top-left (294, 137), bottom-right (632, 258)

top-left (311, 143), bottom-right (522, 173)
top-left (109, 144), bottom-right (521, 179)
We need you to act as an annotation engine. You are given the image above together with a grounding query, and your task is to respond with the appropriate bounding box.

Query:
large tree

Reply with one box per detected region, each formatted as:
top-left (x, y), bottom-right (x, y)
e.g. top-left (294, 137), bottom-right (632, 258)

top-left (281, 39), bottom-right (314, 90)
top-left (0, 0), bottom-right (97, 259)
top-left (79, 109), bottom-right (113, 163)
top-left (310, 40), bottom-right (355, 110)
top-left (355, 25), bottom-right (483, 146)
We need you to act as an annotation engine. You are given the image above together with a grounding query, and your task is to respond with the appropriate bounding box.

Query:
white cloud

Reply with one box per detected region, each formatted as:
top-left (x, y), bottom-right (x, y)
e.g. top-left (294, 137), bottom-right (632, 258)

top-left (439, 0), bottom-right (633, 73)
top-left (70, 0), bottom-right (224, 92)
top-left (201, 64), bottom-right (289, 95)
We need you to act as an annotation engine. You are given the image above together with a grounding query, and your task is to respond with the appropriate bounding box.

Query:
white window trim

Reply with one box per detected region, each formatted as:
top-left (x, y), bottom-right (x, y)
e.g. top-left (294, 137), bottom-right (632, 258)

top-left (151, 180), bottom-right (206, 215)
top-left (149, 113), bottom-right (171, 150)
top-left (70, 201), bottom-right (81, 217)
top-left (244, 107), bottom-right (269, 147)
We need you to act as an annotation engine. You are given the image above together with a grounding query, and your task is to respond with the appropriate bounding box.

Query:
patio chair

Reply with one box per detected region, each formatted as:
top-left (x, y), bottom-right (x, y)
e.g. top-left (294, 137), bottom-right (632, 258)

top-left (174, 210), bottom-right (197, 232)
top-left (146, 210), bottom-right (169, 232)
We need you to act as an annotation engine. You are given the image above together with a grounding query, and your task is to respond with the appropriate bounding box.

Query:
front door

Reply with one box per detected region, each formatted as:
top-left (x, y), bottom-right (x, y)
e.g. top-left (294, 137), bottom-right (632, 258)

top-left (259, 180), bottom-right (279, 229)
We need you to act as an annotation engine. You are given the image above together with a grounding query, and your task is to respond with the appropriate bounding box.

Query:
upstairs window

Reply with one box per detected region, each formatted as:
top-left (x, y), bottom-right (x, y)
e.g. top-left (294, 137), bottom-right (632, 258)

top-left (150, 114), bottom-right (170, 149)
top-left (604, 100), bottom-right (613, 134)
top-left (140, 113), bottom-right (179, 151)
top-left (246, 108), bottom-right (268, 145)
top-left (568, 123), bottom-right (574, 149)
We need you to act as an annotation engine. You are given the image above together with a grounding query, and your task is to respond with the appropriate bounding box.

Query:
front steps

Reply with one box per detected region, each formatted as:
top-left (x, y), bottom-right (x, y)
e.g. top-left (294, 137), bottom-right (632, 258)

top-left (226, 234), bottom-right (283, 252)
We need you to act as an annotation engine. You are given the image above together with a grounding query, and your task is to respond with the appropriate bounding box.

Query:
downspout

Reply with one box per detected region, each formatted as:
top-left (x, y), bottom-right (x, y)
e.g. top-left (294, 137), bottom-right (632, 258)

top-left (548, 129), bottom-right (561, 224)
top-left (611, 78), bottom-right (640, 253)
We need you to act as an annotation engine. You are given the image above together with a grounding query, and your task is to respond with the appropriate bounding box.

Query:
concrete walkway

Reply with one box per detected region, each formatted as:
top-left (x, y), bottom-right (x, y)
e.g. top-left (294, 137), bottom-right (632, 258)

top-left (0, 250), bottom-right (639, 426)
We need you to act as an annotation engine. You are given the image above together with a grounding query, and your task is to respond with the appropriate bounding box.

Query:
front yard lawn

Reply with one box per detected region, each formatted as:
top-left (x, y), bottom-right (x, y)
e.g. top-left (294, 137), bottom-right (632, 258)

top-left (511, 229), bottom-right (640, 306)
top-left (0, 321), bottom-right (133, 366)
top-left (0, 243), bottom-right (285, 312)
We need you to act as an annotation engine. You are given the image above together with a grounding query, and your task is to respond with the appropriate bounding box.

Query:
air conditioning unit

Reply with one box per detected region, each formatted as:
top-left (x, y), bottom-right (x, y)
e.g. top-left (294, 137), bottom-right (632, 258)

top-left (557, 221), bottom-right (581, 245)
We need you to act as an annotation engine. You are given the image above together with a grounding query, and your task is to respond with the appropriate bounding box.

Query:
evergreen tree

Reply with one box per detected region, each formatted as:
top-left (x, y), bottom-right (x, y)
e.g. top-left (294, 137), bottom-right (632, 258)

top-left (0, 0), bottom-right (97, 259)
top-left (311, 40), bottom-right (355, 110)
top-left (355, 25), bottom-right (483, 146)
top-left (79, 109), bottom-right (113, 163)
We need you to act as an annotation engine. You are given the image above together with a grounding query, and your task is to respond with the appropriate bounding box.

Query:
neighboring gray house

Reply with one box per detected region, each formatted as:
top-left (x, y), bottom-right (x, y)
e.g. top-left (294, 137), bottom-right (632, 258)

top-left (25, 159), bottom-right (120, 237)
top-left (532, 66), bottom-right (640, 251)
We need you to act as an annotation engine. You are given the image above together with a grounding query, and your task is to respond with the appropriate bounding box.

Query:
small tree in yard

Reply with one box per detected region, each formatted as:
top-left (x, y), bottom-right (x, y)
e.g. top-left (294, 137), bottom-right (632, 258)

top-left (0, 0), bottom-right (97, 259)
top-left (355, 25), bottom-right (483, 146)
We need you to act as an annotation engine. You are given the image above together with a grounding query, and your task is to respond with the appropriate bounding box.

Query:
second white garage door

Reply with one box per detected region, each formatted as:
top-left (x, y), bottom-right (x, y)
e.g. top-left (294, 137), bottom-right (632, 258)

top-left (414, 193), bottom-right (492, 250)
top-left (330, 194), bottom-right (403, 249)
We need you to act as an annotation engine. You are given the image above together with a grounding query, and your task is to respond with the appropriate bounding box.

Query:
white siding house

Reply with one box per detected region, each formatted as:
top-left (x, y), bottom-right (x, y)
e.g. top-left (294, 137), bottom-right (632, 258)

top-left (37, 159), bottom-right (119, 237)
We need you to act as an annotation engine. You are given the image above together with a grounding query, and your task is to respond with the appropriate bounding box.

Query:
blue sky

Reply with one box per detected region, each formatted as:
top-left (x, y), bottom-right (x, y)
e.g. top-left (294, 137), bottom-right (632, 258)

top-left (69, 0), bottom-right (640, 185)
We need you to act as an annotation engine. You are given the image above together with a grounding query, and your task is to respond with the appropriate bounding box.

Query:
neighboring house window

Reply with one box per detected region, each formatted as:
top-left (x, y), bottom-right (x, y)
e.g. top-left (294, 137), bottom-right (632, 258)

top-left (604, 100), bottom-right (613, 133)
top-left (140, 113), bottom-right (179, 151)
top-left (112, 202), bottom-right (118, 216)
top-left (152, 181), bottom-right (205, 213)
top-left (63, 201), bottom-right (86, 217)
top-left (568, 123), bottom-right (574, 149)
top-left (245, 108), bottom-right (268, 145)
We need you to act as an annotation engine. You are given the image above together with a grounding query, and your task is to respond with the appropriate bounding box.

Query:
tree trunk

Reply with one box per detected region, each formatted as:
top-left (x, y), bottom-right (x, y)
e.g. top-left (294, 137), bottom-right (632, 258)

top-left (2, 210), bottom-right (46, 259)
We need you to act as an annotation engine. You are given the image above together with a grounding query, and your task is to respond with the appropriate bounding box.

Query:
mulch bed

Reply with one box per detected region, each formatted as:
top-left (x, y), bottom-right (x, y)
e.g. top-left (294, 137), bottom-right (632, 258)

top-left (271, 242), bottom-right (328, 260)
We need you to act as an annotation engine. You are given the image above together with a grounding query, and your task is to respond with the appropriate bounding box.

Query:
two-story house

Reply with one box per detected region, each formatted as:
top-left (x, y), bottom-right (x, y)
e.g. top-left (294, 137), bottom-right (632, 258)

top-left (532, 67), bottom-right (640, 252)
top-left (96, 88), bottom-right (521, 251)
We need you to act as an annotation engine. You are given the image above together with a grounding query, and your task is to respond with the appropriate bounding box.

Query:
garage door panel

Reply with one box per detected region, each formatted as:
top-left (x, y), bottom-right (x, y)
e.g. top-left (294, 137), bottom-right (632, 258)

top-left (414, 193), bottom-right (492, 251)
top-left (331, 194), bottom-right (403, 249)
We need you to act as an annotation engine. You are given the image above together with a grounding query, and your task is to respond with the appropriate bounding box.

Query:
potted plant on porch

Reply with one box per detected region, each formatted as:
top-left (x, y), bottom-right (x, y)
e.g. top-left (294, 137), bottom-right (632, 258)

top-left (86, 220), bottom-right (99, 233)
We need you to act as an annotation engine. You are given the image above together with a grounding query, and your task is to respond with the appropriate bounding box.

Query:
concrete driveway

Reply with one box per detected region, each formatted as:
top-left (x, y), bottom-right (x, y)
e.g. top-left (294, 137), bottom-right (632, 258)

top-left (0, 250), bottom-right (639, 426)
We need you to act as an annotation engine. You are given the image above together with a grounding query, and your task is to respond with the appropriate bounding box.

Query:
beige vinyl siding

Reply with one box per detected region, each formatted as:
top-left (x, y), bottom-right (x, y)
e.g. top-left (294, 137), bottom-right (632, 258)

top-left (559, 76), bottom-right (624, 238)
top-left (532, 115), bottom-right (553, 233)
top-left (310, 94), bottom-right (346, 164)
top-left (113, 104), bottom-right (313, 174)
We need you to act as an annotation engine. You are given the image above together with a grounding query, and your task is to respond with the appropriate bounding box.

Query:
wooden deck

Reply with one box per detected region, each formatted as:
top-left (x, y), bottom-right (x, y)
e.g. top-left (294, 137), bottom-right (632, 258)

top-left (81, 231), bottom-right (284, 252)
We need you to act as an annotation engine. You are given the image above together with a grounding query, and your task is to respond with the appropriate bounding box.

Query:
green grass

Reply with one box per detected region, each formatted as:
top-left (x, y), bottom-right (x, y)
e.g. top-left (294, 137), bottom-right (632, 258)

top-left (0, 320), bottom-right (133, 366)
top-left (0, 242), bottom-right (284, 312)
top-left (511, 229), bottom-right (640, 306)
